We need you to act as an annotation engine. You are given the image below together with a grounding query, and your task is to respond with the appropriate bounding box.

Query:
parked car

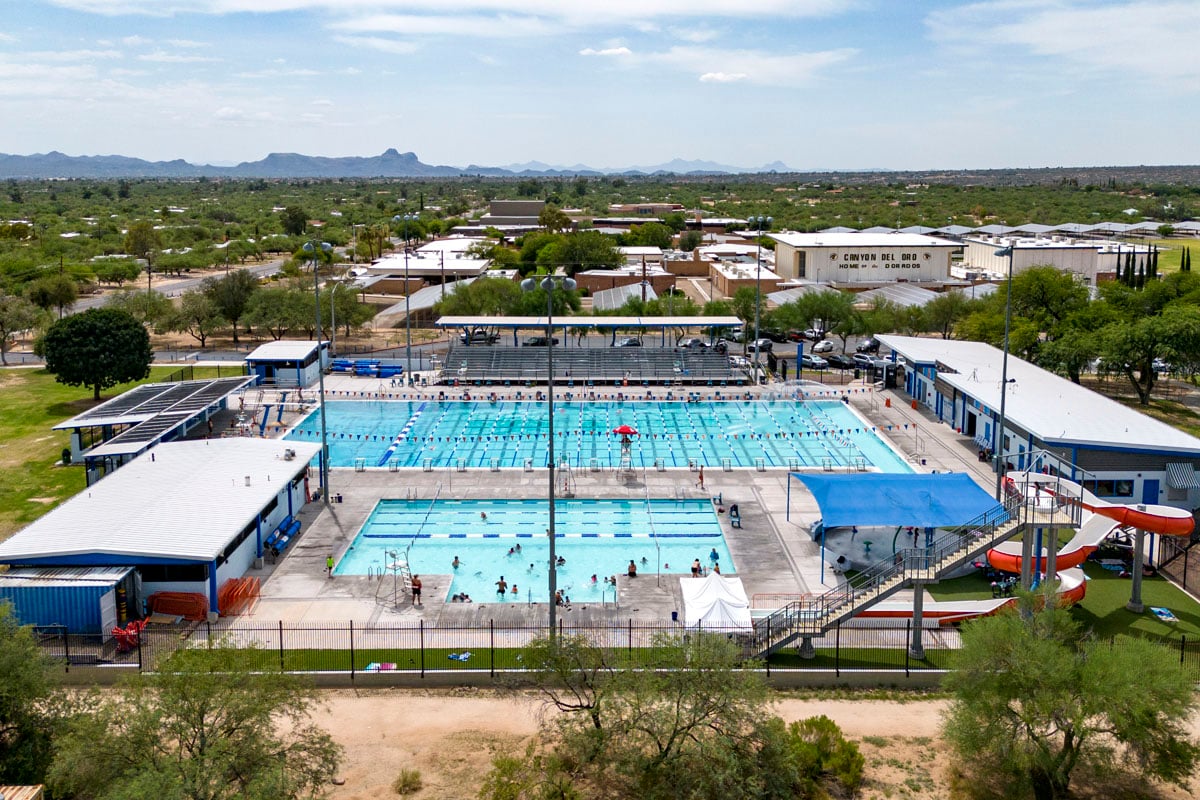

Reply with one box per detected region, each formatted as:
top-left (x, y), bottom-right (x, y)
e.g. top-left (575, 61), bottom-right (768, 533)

top-left (712, 339), bottom-right (730, 354)
top-left (680, 337), bottom-right (710, 350)
top-left (786, 330), bottom-right (805, 342)
top-left (749, 338), bottom-right (774, 352)
top-left (613, 337), bottom-right (642, 347)
top-left (856, 337), bottom-right (881, 354)
top-left (827, 354), bottom-right (856, 370)
top-left (803, 328), bottom-right (826, 341)
top-left (459, 328), bottom-right (499, 344)
top-left (523, 336), bottom-right (559, 347)
top-left (800, 353), bottom-right (829, 370)
top-left (853, 353), bottom-right (884, 371)
top-left (811, 340), bottom-right (834, 354)
top-left (763, 329), bottom-right (789, 343)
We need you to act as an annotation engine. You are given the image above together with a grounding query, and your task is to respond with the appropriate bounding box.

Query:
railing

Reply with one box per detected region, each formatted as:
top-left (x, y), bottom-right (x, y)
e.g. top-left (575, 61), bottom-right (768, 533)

top-left (748, 482), bottom-right (1080, 658)
top-left (31, 619), bottom-right (1200, 679)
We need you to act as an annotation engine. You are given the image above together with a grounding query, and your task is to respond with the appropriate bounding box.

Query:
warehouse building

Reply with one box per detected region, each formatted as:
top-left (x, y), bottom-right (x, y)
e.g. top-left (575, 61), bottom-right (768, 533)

top-left (769, 232), bottom-right (960, 284)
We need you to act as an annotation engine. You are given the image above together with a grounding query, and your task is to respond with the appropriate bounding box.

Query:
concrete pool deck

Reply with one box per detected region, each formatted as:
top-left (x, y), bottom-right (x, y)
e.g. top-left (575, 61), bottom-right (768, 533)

top-left (239, 376), bottom-right (1002, 632)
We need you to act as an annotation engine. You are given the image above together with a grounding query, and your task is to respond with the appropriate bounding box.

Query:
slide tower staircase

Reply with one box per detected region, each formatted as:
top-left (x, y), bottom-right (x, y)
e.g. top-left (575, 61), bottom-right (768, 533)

top-left (749, 482), bottom-right (1080, 659)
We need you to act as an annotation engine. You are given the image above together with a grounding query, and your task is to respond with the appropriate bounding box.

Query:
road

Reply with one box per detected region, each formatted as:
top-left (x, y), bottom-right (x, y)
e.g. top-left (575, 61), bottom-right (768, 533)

top-left (71, 258), bottom-right (286, 312)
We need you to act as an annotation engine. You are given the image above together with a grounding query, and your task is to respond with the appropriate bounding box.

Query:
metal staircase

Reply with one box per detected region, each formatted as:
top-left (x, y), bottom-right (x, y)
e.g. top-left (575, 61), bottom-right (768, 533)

top-left (748, 488), bottom-right (1080, 659)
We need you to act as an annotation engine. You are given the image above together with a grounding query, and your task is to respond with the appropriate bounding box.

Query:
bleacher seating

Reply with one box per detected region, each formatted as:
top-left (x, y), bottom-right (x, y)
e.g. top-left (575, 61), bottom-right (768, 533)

top-left (438, 345), bottom-right (745, 386)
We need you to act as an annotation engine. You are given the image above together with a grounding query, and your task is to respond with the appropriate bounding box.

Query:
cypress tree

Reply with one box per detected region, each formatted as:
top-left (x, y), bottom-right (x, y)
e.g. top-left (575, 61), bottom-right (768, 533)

top-left (1151, 245), bottom-right (1159, 280)
top-left (1115, 253), bottom-right (1123, 283)
top-left (1184, 246), bottom-right (1192, 273)
top-left (1126, 250), bottom-right (1136, 286)
top-left (1136, 259), bottom-right (1146, 290)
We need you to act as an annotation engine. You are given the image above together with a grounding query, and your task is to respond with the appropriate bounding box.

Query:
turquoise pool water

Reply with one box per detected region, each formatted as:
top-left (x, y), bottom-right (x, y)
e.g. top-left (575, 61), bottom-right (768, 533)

top-left (287, 400), bottom-right (912, 472)
top-left (334, 498), bottom-right (734, 602)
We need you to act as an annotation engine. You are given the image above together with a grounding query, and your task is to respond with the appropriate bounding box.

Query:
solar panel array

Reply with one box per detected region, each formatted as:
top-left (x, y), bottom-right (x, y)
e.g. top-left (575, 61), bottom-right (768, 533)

top-left (64, 377), bottom-right (255, 458)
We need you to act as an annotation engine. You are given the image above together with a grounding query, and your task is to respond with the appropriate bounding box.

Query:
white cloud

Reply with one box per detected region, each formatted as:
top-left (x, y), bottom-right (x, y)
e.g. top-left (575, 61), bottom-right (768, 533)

top-left (670, 26), bottom-right (719, 43)
top-left (645, 45), bottom-right (856, 87)
top-left (927, 1), bottom-right (1200, 83)
top-left (23, 49), bottom-right (122, 62)
top-left (331, 13), bottom-right (556, 38)
top-left (137, 50), bottom-right (219, 63)
top-left (332, 35), bottom-right (420, 55)
top-left (166, 38), bottom-right (208, 48)
top-left (234, 67), bottom-right (319, 78)
top-left (0, 32), bottom-right (17, 43)
top-left (121, 35), bottom-right (149, 45)
top-left (214, 106), bottom-right (279, 124)
top-left (579, 46), bottom-right (632, 57)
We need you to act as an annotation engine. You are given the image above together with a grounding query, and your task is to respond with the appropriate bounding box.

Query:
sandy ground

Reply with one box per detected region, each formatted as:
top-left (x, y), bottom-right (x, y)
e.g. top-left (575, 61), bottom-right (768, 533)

top-left (316, 689), bottom-right (1200, 800)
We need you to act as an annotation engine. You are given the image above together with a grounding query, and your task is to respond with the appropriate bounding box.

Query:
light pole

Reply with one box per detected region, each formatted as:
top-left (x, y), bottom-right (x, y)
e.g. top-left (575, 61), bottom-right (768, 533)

top-left (303, 240), bottom-right (333, 505)
top-left (749, 215), bottom-right (772, 382)
top-left (392, 214), bottom-right (417, 382)
top-left (521, 273), bottom-right (577, 639)
top-left (993, 245), bottom-right (1015, 500)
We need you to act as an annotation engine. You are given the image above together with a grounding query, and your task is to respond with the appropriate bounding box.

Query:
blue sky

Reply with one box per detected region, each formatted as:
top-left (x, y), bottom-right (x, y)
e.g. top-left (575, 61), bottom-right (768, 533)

top-left (2, 0), bottom-right (1197, 170)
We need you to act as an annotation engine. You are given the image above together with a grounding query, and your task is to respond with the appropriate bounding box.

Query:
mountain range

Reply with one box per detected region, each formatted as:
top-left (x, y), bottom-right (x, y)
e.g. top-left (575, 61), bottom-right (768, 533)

top-left (0, 148), bottom-right (796, 179)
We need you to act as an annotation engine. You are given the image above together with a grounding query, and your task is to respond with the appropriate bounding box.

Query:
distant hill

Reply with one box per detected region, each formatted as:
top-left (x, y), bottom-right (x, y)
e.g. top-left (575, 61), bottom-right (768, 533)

top-left (0, 149), bottom-right (795, 179)
top-left (0, 149), bottom-right (1197, 186)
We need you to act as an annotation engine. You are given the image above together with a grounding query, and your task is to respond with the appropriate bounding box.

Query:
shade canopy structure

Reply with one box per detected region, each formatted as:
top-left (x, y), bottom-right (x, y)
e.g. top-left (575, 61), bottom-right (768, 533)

top-left (789, 472), bottom-right (1003, 529)
top-left (612, 425), bottom-right (639, 436)
top-left (679, 573), bottom-right (752, 632)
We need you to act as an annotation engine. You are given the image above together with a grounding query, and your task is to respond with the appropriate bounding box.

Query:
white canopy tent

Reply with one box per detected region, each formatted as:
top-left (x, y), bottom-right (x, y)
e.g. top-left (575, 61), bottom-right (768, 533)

top-left (679, 572), bottom-right (753, 632)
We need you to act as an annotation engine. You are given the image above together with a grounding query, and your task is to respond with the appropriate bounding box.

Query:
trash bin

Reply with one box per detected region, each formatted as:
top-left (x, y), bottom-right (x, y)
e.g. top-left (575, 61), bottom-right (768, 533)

top-left (335, 493), bottom-right (344, 503)
top-left (671, 611), bottom-right (679, 623)
top-left (853, 368), bottom-right (861, 379)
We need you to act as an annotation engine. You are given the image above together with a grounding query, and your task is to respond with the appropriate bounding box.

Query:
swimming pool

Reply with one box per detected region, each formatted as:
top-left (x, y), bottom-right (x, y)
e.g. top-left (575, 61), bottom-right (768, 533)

top-left (334, 498), bottom-right (735, 602)
top-left (287, 399), bottom-right (913, 472)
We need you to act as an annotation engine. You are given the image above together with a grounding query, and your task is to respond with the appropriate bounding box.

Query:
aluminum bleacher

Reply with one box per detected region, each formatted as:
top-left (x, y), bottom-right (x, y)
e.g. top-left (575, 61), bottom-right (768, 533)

top-left (437, 345), bottom-right (747, 386)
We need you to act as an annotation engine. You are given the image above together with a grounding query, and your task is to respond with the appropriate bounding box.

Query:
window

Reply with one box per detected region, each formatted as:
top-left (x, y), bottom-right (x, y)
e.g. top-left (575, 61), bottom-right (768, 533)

top-left (797, 251), bottom-right (806, 279)
top-left (1084, 479), bottom-right (1134, 498)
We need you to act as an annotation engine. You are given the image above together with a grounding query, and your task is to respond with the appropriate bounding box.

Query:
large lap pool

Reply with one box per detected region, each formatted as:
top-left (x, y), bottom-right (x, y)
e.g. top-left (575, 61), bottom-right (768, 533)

top-left (334, 498), bottom-right (735, 602)
top-left (287, 399), bottom-right (912, 472)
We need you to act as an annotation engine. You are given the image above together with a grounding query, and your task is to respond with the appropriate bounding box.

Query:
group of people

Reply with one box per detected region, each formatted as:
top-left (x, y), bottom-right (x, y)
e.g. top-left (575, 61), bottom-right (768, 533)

top-left (554, 590), bottom-right (571, 608)
top-left (449, 592), bottom-right (473, 603)
top-left (689, 548), bottom-right (722, 577)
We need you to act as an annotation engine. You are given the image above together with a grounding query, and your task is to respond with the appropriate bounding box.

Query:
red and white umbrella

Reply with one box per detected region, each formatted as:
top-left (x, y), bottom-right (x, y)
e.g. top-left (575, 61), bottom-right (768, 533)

top-left (612, 425), bottom-right (639, 436)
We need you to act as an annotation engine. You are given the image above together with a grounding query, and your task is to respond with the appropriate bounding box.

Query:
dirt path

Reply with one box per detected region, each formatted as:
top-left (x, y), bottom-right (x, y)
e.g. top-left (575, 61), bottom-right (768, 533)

top-left (315, 689), bottom-right (1200, 800)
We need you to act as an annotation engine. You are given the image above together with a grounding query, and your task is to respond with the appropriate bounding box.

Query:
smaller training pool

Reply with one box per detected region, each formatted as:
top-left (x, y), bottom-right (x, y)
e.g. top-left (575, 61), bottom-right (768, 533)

top-left (335, 498), bottom-right (736, 602)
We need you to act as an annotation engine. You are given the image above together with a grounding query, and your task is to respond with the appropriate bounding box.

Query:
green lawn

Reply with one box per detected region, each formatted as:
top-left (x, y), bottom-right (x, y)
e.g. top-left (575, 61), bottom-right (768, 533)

top-left (928, 562), bottom-right (1200, 643)
top-left (0, 365), bottom-right (222, 540)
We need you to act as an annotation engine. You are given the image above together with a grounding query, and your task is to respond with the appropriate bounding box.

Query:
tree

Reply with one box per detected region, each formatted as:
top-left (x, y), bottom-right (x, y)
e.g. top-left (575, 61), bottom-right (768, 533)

top-left (203, 269), bottom-right (259, 344)
top-left (105, 289), bottom-right (174, 328)
top-left (123, 220), bottom-right (161, 266)
top-left (42, 308), bottom-right (152, 400)
top-left (678, 230), bottom-right (703, 251)
top-left (280, 206), bottom-right (308, 236)
top-left (25, 274), bottom-right (78, 319)
top-left (537, 203), bottom-right (572, 233)
top-left (944, 592), bottom-right (1199, 800)
top-left (0, 602), bottom-right (60, 786)
top-left (163, 290), bottom-right (225, 348)
top-left (924, 291), bottom-right (970, 339)
top-left (0, 294), bottom-right (44, 365)
top-left (47, 642), bottom-right (342, 800)
top-left (625, 222), bottom-right (674, 249)
top-left (92, 258), bottom-right (142, 286)
top-left (483, 634), bottom-right (863, 800)
top-left (244, 287), bottom-right (313, 340)
top-left (535, 230), bottom-right (622, 277)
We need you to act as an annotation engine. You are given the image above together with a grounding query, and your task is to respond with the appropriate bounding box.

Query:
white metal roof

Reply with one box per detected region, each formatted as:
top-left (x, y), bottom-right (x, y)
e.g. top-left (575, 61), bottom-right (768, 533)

top-left (436, 315), bottom-right (741, 329)
top-left (855, 284), bottom-right (939, 308)
top-left (245, 340), bottom-right (321, 361)
top-left (593, 283), bottom-right (659, 311)
top-left (0, 439), bottom-right (320, 564)
top-left (770, 232), bottom-right (959, 248)
top-left (0, 566), bottom-right (133, 588)
top-left (879, 335), bottom-right (1200, 456)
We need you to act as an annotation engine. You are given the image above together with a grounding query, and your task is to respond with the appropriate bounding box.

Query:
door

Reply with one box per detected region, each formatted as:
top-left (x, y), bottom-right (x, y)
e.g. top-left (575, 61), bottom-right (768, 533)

top-left (99, 588), bottom-right (117, 641)
top-left (1142, 479), bottom-right (1160, 505)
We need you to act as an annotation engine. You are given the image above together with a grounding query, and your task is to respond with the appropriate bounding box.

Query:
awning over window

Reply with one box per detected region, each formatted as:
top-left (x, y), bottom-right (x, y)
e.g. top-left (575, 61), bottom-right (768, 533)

top-left (1165, 463), bottom-right (1200, 489)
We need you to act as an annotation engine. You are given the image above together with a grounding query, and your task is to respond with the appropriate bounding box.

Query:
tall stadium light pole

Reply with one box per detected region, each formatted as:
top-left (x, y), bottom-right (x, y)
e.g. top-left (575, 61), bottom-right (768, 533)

top-left (521, 273), bottom-right (576, 640)
top-left (303, 240), bottom-right (333, 504)
top-left (392, 214), bottom-right (417, 382)
top-left (993, 245), bottom-right (1015, 500)
top-left (749, 215), bottom-right (772, 382)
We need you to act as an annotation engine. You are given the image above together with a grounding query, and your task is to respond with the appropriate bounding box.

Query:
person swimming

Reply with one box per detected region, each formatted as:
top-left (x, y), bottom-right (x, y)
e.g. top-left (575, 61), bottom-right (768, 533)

top-left (452, 556), bottom-right (461, 569)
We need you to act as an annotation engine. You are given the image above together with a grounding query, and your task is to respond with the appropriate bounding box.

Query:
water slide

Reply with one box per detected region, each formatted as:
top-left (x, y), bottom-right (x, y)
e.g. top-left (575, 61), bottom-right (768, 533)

top-left (986, 471), bottom-right (1194, 574)
top-left (850, 567), bottom-right (1089, 626)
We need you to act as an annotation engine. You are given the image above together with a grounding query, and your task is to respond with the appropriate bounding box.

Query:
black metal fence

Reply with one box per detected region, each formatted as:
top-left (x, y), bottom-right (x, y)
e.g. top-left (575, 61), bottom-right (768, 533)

top-left (32, 620), bottom-right (1200, 679)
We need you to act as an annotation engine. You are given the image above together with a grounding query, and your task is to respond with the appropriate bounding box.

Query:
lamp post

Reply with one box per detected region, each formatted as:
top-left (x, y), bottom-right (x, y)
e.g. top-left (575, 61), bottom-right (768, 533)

top-left (302, 239), bottom-right (333, 505)
top-left (521, 273), bottom-right (577, 639)
top-left (993, 245), bottom-right (1015, 500)
top-left (749, 215), bottom-right (772, 382)
top-left (392, 214), bottom-right (417, 382)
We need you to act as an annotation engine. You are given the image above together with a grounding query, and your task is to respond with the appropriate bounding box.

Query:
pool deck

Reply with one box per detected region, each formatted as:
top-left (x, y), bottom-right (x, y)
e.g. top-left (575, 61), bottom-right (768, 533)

top-left (240, 374), bottom-right (1001, 631)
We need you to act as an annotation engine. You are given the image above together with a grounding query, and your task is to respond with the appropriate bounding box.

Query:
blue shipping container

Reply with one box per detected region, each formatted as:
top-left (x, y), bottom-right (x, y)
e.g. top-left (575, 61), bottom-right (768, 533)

top-left (0, 567), bottom-right (134, 635)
